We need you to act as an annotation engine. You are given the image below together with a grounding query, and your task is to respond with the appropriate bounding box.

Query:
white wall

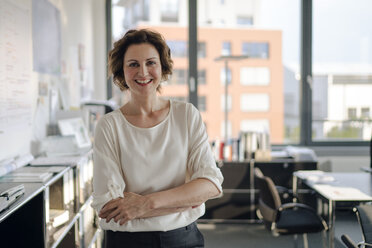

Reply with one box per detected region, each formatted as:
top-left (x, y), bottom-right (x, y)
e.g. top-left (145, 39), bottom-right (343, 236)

top-left (30, 0), bottom-right (106, 157)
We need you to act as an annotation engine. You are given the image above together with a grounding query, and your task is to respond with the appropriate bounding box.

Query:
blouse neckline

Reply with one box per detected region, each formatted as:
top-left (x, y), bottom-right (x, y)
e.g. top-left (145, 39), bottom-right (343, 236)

top-left (118, 99), bottom-right (172, 130)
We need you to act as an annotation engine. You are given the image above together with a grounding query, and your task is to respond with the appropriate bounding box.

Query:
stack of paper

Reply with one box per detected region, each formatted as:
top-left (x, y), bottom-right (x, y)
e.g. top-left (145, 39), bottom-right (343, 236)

top-left (313, 185), bottom-right (372, 201)
top-left (0, 172), bottom-right (53, 183)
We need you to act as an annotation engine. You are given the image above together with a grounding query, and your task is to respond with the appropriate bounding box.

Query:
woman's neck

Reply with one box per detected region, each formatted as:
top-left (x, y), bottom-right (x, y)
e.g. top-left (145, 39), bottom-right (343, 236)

top-left (123, 95), bottom-right (166, 116)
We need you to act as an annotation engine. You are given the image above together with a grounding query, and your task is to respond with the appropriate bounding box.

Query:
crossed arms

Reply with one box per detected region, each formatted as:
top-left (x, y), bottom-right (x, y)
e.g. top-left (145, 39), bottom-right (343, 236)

top-left (99, 178), bottom-right (220, 225)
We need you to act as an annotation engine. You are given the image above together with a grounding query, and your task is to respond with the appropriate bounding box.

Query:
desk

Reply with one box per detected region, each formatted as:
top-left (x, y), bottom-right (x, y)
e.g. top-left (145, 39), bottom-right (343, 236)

top-left (293, 171), bottom-right (372, 248)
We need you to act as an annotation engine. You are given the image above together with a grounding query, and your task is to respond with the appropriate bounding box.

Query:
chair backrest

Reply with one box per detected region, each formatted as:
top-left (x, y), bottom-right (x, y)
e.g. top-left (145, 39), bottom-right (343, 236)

top-left (356, 204), bottom-right (372, 244)
top-left (254, 168), bottom-right (282, 223)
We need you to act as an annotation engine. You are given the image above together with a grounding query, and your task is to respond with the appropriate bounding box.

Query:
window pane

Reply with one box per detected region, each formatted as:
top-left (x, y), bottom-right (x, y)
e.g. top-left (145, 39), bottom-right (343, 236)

top-left (198, 42), bottom-right (206, 58)
top-left (160, 0), bottom-right (179, 22)
top-left (220, 67), bottom-right (232, 85)
top-left (240, 67), bottom-right (270, 85)
top-left (167, 40), bottom-right (187, 57)
top-left (199, 95), bottom-right (207, 112)
top-left (237, 16), bottom-right (254, 26)
top-left (242, 42), bottom-right (269, 59)
top-left (222, 41), bottom-right (231, 55)
top-left (169, 69), bottom-right (187, 85)
top-left (240, 94), bottom-right (270, 112)
top-left (198, 70), bottom-right (206, 85)
top-left (313, 0), bottom-right (372, 141)
top-left (199, 0), bottom-right (299, 144)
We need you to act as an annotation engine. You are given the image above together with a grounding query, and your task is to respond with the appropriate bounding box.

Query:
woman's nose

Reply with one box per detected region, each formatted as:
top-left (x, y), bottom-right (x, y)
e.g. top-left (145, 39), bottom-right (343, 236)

top-left (138, 65), bottom-right (148, 76)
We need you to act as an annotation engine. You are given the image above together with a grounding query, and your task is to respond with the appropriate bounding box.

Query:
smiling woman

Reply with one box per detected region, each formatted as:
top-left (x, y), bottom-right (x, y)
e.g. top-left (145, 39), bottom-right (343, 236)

top-left (91, 29), bottom-right (224, 248)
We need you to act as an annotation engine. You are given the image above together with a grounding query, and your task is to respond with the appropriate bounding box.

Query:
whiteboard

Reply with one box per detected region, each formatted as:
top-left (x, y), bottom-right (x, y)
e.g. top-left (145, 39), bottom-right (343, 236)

top-left (0, 0), bottom-right (33, 161)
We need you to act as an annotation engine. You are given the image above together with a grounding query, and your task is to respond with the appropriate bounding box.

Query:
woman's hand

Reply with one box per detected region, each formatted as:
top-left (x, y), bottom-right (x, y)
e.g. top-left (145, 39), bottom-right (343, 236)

top-left (99, 192), bottom-right (151, 225)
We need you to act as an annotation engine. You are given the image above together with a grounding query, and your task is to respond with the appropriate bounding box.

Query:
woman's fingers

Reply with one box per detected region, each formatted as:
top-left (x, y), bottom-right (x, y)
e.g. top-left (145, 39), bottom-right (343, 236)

top-left (105, 207), bottom-right (121, 223)
top-left (99, 198), bottom-right (122, 217)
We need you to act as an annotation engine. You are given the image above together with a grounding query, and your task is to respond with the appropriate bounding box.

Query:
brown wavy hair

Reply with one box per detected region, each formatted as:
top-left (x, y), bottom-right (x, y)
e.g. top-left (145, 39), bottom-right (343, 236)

top-left (108, 29), bottom-right (173, 91)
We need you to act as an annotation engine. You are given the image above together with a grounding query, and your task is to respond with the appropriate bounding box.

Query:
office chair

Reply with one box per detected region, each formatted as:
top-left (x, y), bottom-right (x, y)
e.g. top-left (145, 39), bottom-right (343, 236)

top-left (254, 168), bottom-right (328, 248)
top-left (341, 205), bottom-right (372, 248)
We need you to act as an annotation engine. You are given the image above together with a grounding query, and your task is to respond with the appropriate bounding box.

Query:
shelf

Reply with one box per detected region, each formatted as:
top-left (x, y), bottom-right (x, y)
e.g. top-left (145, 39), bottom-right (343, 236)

top-left (0, 151), bottom-right (98, 248)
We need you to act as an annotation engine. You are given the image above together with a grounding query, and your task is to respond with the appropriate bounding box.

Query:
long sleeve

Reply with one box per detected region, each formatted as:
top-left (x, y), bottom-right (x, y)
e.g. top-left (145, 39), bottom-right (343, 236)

top-left (186, 104), bottom-right (224, 198)
top-left (91, 117), bottom-right (126, 213)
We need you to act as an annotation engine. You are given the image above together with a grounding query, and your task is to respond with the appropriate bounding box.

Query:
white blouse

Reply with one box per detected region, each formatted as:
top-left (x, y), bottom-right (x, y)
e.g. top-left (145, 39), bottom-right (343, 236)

top-left (91, 100), bottom-right (223, 232)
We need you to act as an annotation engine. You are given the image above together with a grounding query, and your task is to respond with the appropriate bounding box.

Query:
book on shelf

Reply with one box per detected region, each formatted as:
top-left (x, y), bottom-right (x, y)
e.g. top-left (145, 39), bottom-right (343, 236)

top-left (49, 209), bottom-right (70, 228)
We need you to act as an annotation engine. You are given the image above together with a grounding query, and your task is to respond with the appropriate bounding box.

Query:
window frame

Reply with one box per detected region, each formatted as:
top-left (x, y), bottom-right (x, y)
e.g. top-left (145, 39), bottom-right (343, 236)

top-left (302, 0), bottom-right (368, 146)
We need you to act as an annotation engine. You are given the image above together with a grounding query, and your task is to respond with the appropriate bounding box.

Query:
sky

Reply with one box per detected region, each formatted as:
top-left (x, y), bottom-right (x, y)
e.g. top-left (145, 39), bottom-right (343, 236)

top-left (259, 0), bottom-right (372, 65)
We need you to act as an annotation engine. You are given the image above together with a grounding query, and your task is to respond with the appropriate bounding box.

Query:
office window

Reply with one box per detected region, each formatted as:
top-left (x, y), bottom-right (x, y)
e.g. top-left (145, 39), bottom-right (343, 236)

top-left (167, 40), bottom-right (187, 57)
top-left (169, 69), bottom-right (187, 85)
top-left (160, 0), bottom-right (179, 22)
top-left (222, 41), bottom-right (231, 56)
top-left (240, 94), bottom-right (270, 112)
top-left (242, 42), bottom-right (269, 59)
top-left (240, 67), bottom-right (270, 86)
top-left (220, 67), bottom-right (232, 85)
top-left (198, 70), bottom-right (206, 85)
top-left (237, 16), bottom-right (253, 26)
top-left (199, 96), bottom-right (206, 112)
top-left (313, 0), bottom-right (372, 141)
top-left (198, 42), bottom-right (206, 58)
top-left (221, 94), bottom-right (232, 112)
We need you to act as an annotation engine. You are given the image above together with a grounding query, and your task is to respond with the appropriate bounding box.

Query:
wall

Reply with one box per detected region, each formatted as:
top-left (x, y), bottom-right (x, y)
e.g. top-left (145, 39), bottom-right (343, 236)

top-left (0, 0), bottom-right (107, 161)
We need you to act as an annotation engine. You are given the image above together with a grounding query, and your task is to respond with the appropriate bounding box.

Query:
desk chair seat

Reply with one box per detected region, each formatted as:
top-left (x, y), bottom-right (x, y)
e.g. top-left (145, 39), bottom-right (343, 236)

top-left (254, 168), bottom-right (328, 248)
top-left (341, 204), bottom-right (372, 248)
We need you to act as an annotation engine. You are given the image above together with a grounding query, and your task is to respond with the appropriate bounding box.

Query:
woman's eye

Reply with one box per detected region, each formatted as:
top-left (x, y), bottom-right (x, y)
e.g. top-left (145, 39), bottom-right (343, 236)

top-left (128, 63), bottom-right (139, 67)
top-left (147, 61), bottom-right (156, 65)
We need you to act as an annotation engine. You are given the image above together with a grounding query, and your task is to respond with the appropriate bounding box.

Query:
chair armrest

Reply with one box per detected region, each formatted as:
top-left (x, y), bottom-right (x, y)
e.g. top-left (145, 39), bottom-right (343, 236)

top-left (341, 234), bottom-right (358, 248)
top-left (278, 202), bottom-right (315, 212)
top-left (358, 242), bottom-right (372, 247)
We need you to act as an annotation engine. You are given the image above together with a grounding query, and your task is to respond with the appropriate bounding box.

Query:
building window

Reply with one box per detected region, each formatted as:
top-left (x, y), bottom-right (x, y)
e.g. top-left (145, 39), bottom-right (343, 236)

top-left (167, 40), bottom-right (187, 57)
top-left (220, 67), bottom-right (232, 85)
top-left (221, 94), bottom-right (232, 112)
top-left (240, 94), bottom-right (270, 112)
top-left (240, 67), bottom-right (270, 85)
top-left (361, 107), bottom-right (370, 119)
top-left (198, 96), bottom-right (206, 112)
top-left (198, 42), bottom-right (206, 58)
top-left (347, 108), bottom-right (357, 119)
top-left (160, 0), bottom-right (179, 22)
top-left (222, 41), bottom-right (231, 56)
top-left (237, 16), bottom-right (253, 26)
top-left (169, 69), bottom-right (187, 85)
top-left (198, 70), bottom-right (206, 85)
top-left (242, 42), bottom-right (269, 59)
top-left (221, 120), bottom-right (232, 139)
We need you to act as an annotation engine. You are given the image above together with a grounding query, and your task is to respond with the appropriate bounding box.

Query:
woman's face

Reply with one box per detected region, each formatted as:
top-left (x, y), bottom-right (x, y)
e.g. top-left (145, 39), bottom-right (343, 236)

top-left (123, 43), bottom-right (162, 97)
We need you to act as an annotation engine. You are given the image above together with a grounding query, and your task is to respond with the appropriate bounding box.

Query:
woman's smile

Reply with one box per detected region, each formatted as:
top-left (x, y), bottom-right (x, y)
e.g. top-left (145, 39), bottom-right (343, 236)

top-left (135, 79), bottom-right (153, 86)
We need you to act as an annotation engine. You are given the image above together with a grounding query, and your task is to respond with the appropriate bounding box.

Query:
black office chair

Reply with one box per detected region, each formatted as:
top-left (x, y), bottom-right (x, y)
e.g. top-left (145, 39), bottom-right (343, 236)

top-left (254, 168), bottom-right (328, 248)
top-left (341, 205), bottom-right (372, 248)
